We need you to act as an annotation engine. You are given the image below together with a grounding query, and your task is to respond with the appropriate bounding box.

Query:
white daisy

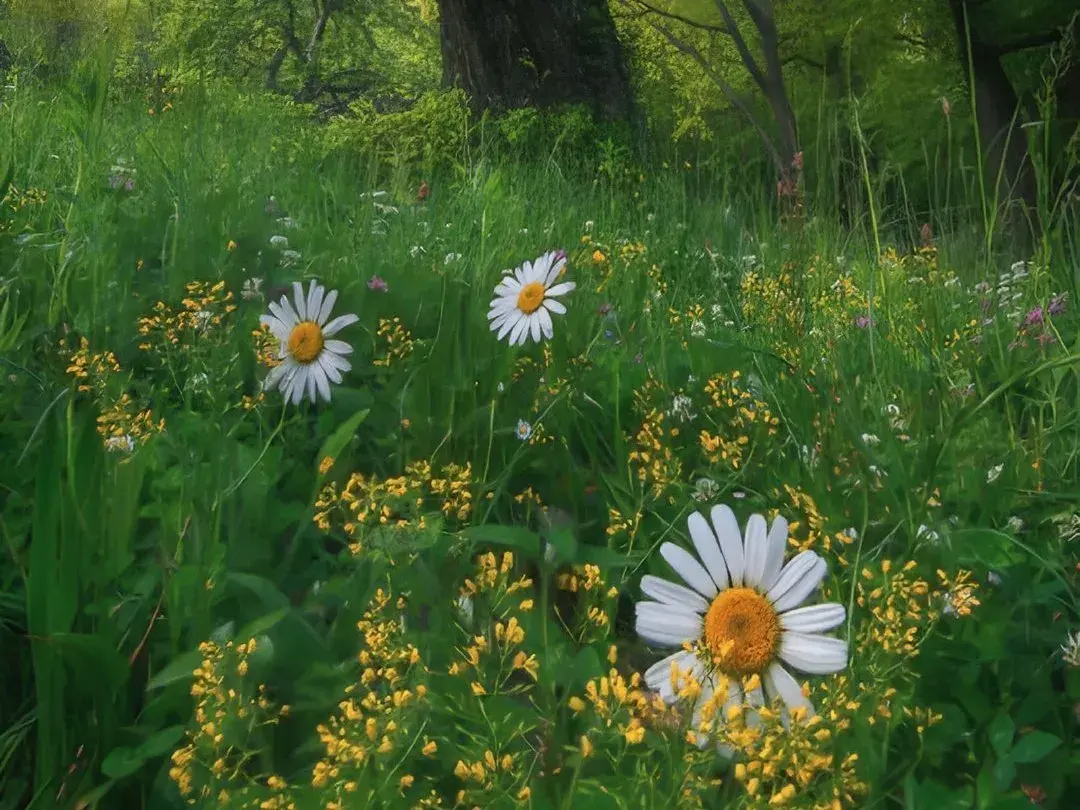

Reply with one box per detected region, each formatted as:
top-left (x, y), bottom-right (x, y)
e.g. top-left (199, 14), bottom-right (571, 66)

top-left (259, 280), bottom-right (358, 405)
top-left (487, 251), bottom-right (575, 346)
top-left (636, 504), bottom-right (848, 744)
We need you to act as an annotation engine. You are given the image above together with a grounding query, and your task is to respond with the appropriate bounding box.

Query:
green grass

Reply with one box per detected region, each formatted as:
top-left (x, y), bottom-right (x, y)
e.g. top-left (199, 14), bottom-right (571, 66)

top-left (1, 70), bottom-right (1079, 810)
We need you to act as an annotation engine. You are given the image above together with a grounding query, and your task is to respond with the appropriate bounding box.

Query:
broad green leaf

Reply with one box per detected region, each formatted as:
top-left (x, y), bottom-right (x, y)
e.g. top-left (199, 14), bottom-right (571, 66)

top-left (987, 712), bottom-right (1015, 757)
top-left (1009, 730), bottom-right (1061, 764)
top-left (315, 408), bottom-right (370, 477)
top-left (101, 726), bottom-right (185, 779)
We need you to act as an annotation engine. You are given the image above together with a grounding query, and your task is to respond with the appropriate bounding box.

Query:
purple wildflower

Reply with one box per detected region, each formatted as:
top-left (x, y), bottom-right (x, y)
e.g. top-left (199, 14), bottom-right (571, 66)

top-left (855, 314), bottom-right (873, 329)
top-left (367, 275), bottom-right (388, 292)
top-left (1049, 294), bottom-right (1068, 316)
top-left (1023, 306), bottom-right (1044, 327)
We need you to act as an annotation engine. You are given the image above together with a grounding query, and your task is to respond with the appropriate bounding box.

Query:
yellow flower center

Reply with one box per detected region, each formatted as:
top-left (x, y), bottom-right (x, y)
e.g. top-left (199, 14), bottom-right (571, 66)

top-left (287, 321), bottom-right (324, 364)
top-left (703, 587), bottom-right (780, 676)
top-left (516, 282), bottom-right (546, 314)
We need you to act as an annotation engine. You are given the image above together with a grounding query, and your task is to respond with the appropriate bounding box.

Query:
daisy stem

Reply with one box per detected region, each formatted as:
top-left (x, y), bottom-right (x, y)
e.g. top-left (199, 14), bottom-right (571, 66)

top-left (481, 398), bottom-right (495, 485)
top-left (223, 401), bottom-right (286, 497)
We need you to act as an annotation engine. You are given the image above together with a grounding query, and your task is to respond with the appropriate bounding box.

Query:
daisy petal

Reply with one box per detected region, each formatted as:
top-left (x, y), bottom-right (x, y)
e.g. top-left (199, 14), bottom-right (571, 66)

top-left (529, 313), bottom-right (541, 343)
top-left (323, 313), bottom-right (359, 337)
top-left (635, 601), bottom-right (703, 648)
top-left (318, 288), bottom-right (338, 325)
top-left (689, 674), bottom-right (716, 749)
top-left (317, 353), bottom-right (343, 385)
top-left (545, 281), bottom-right (576, 298)
top-left (644, 650), bottom-right (701, 702)
top-left (710, 505), bottom-right (745, 587)
top-left (292, 282), bottom-right (307, 320)
top-left (313, 363), bottom-right (331, 402)
top-left (537, 307), bottom-right (554, 339)
top-left (324, 339), bottom-right (354, 356)
top-left (640, 574), bottom-right (710, 613)
top-left (687, 511), bottom-right (729, 591)
top-left (741, 513), bottom-right (770, 589)
top-left (770, 553), bottom-right (828, 614)
top-left (765, 550), bottom-right (822, 607)
top-left (306, 280), bottom-right (322, 323)
top-left (542, 298), bottom-right (567, 315)
top-left (779, 603), bottom-right (846, 634)
top-left (760, 516), bottom-right (789, 592)
top-left (268, 299), bottom-right (297, 329)
top-left (659, 542), bottom-right (719, 599)
top-left (778, 632), bottom-right (848, 674)
top-left (764, 662), bottom-right (816, 726)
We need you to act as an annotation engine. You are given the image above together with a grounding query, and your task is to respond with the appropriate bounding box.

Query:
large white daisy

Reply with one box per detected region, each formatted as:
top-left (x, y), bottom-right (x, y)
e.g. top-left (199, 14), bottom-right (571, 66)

top-left (636, 504), bottom-right (848, 742)
top-left (260, 281), bottom-right (358, 404)
top-left (487, 250), bottom-right (575, 346)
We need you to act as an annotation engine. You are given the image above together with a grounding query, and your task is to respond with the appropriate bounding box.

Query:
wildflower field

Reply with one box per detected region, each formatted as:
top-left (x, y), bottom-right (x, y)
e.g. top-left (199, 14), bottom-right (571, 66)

top-left (2, 29), bottom-right (1080, 810)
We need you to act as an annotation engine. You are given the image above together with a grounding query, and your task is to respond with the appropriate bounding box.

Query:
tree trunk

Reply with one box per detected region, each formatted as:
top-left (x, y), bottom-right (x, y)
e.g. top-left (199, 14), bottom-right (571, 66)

top-left (949, 0), bottom-right (1036, 213)
top-left (437, 0), bottom-right (635, 121)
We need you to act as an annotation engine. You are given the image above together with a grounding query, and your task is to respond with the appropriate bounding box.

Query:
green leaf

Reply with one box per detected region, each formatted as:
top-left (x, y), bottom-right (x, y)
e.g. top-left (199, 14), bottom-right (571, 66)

top-left (101, 726), bottom-right (185, 779)
top-left (145, 649), bottom-right (200, 691)
top-left (578, 545), bottom-right (636, 569)
top-left (315, 408), bottom-right (370, 477)
top-left (226, 572), bottom-right (290, 611)
top-left (988, 712), bottom-right (1015, 757)
top-left (544, 527), bottom-right (578, 565)
top-left (1009, 730), bottom-right (1061, 764)
top-left (992, 755), bottom-right (1016, 792)
top-left (460, 525), bottom-right (542, 556)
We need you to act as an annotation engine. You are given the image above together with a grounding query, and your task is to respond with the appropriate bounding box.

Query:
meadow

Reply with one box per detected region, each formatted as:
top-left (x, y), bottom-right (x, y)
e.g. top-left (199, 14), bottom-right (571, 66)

top-left (1, 62), bottom-right (1079, 810)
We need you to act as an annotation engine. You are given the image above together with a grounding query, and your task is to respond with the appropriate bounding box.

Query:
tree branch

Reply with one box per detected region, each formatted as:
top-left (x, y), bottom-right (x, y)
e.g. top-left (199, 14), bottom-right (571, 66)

top-left (626, 0), bottom-right (730, 34)
top-left (636, 11), bottom-right (784, 174)
top-left (711, 0), bottom-right (767, 92)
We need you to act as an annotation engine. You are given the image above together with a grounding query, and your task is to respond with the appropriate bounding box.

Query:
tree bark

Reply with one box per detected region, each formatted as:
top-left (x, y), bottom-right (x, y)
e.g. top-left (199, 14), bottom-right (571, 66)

top-left (948, 0), bottom-right (1037, 212)
top-left (437, 0), bottom-right (636, 121)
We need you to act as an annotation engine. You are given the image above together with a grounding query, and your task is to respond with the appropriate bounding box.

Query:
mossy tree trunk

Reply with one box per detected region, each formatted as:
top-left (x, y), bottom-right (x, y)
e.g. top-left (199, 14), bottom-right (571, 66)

top-left (436, 0), bottom-right (636, 121)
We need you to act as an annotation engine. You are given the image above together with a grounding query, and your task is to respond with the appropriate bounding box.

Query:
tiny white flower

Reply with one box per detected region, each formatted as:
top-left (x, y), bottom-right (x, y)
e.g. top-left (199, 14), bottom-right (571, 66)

top-left (647, 213), bottom-right (655, 222)
top-left (1061, 630), bottom-right (1080, 668)
top-left (444, 252), bottom-right (461, 265)
top-left (666, 394), bottom-right (697, 424)
top-left (241, 277), bottom-right (263, 301)
top-left (584, 220), bottom-right (595, 232)
top-left (105, 435), bottom-right (135, 454)
top-left (1054, 513), bottom-right (1080, 543)
top-left (455, 595), bottom-right (475, 628)
top-left (710, 304), bottom-right (725, 321)
top-left (281, 249), bottom-right (302, 267)
top-left (689, 320), bottom-right (706, 338)
top-left (987, 464), bottom-right (1004, 484)
top-left (193, 310), bottom-right (213, 331)
top-left (519, 228), bottom-right (528, 235)
top-left (487, 251), bottom-right (575, 346)
top-left (269, 234), bottom-right (289, 250)
top-left (861, 433), bottom-right (880, 446)
top-left (692, 478), bottom-right (720, 503)
top-left (1006, 516), bottom-right (1024, 533)
top-left (842, 527), bottom-right (858, 541)
top-left (409, 245), bottom-right (425, 258)
top-left (497, 382), bottom-right (505, 393)
top-left (916, 524), bottom-right (939, 543)
top-left (987, 571), bottom-right (1002, 586)
top-left (515, 419), bottom-right (533, 441)
top-left (277, 216), bottom-right (298, 230)
top-left (885, 403), bottom-right (901, 417)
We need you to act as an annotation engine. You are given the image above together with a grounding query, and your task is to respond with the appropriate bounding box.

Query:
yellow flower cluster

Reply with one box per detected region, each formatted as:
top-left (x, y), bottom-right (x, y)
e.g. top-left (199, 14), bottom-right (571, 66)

top-left (937, 568), bottom-right (980, 617)
top-left (856, 560), bottom-right (934, 666)
top-left (778, 485), bottom-right (856, 563)
top-left (372, 317), bottom-right (415, 368)
top-left (313, 460), bottom-right (473, 554)
top-left (169, 638), bottom-right (293, 808)
top-left (605, 506), bottom-right (643, 542)
top-left (0, 185), bottom-right (48, 232)
top-left (627, 373), bottom-right (683, 500)
top-left (62, 337), bottom-right (165, 450)
top-left (452, 552), bottom-right (539, 694)
top-left (311, 588), bottom-right (430, 808)
top-left (63, 336), bottom-right (120, 397)
top-left (252, 323), bottom-right (281, 369)
top-left (555, 563), bottom-right (620, 643)
top-left (740, 268), bottom-right (804, 353)
top-left (698, 371), bottom-right (779, 471)
top-left (97, 393), bottom-right (166, 449)
top-left (568, 663), bottom-right (662, 747)
top-left (137, 280), bottom-right (237, 348)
